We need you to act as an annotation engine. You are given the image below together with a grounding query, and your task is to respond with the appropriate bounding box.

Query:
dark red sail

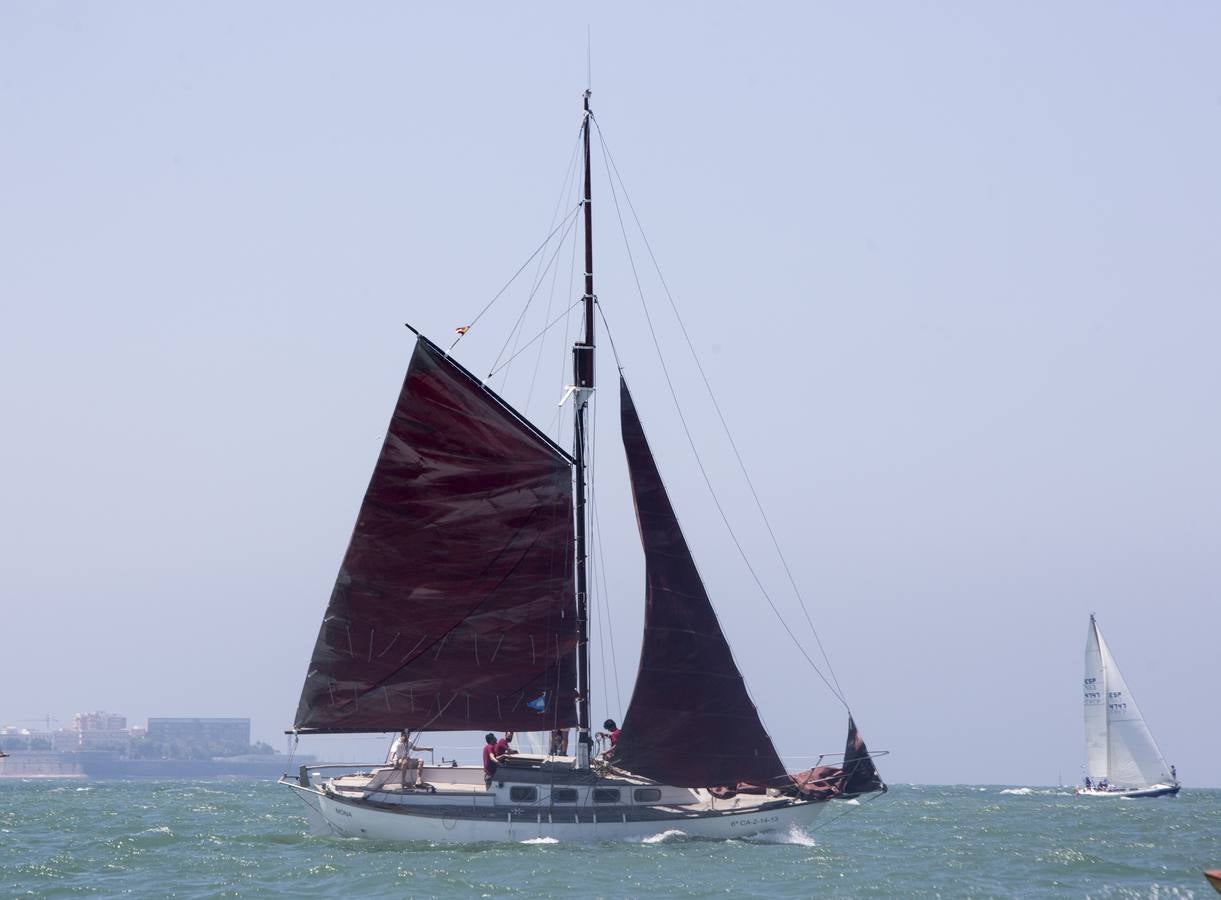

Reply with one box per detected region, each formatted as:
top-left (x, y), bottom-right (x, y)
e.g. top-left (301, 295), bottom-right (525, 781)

top-left (790, 716), bottom-right (885, 800)
top-left (294, 335), bottom-right (578, 733)
top-left (612, 378), bottom-right (789, 787)
top-left (841, 715), bottom-right (884, 797)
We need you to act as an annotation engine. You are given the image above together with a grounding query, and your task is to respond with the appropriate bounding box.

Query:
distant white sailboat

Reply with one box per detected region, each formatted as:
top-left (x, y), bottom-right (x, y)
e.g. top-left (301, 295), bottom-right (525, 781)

top-left (1076, 614), bottom-right (1179, 798)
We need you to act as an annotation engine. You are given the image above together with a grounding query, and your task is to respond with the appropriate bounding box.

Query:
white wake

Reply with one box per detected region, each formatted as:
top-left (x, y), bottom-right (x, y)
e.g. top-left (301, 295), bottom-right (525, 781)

top-left (750, 824), bottom-right (818, 847)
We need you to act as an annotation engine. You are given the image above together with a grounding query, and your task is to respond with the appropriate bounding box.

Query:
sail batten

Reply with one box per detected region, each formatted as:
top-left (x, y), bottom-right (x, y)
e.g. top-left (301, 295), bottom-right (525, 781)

top-left (293, 336), bottom-right (578, 733)
top-left (612, 378), bottom-right (789, 788)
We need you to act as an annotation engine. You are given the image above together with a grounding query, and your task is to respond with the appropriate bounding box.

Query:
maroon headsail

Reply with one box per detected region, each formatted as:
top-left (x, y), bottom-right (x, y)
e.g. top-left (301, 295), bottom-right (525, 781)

top-left (790, 716), bottom-right (886, 800)
top-left (611, 378), bottom-right (790, 787)
top-left (294, 335), bottom-right (578, 733)
top-left (841, 715), bottom-right (884, 797)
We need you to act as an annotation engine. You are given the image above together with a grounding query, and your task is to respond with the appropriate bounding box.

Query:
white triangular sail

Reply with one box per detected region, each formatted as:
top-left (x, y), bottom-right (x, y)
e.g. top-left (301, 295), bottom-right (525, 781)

top-left (518, 731), bottom-right (549, 756)
top-left (1083, 618), bottom-right (1108, 780)
top-left (1084, 616), bottom-right (1173, 788)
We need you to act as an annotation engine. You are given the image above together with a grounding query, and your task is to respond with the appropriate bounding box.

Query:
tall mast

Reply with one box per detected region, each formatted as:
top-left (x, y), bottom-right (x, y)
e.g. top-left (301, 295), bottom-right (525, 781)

top-left (572, 89), bottom-right (595, 767)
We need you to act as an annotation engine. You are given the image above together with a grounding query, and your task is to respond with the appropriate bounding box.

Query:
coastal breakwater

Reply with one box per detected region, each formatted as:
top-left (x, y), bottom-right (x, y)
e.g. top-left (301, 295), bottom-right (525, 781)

top-left (0, 751), bottom-right (308, 779)
top-left (0, 752), bottom-right (85, 778)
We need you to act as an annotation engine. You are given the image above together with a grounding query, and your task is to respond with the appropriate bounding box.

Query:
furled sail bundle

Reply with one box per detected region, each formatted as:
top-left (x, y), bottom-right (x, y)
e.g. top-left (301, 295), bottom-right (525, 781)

top-left (294, 336), bottom-right (578, 733)
top-left (611, 378), bottom-right (790, 788)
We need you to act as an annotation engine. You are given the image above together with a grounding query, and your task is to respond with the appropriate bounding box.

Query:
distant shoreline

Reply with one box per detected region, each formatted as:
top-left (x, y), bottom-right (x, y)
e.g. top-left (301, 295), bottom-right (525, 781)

top-left (0, 750), bottom-right (309, 780)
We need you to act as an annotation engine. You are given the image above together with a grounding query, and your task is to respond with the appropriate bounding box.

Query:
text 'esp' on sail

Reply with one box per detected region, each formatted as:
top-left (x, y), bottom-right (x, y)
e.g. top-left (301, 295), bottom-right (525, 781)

top-left (612, 377), bottom-right (790, 788)
top-left (294, 336), bottom-right (578, 734)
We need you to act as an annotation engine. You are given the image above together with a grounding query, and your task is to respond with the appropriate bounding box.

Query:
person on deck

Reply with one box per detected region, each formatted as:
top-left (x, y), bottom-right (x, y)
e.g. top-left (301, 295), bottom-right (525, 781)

top-left (494, 731), bottom-right (517, 761)
top-left (597, 719), bottom-right (620, 757)
top-left (549, 728), bottom-right (569, 756)
top-left (1171, 765), bottom-right (1177, 783)
top-left (482, 733), bottom-right (499, 789)
top-left (387, 731), bottom-right (405, 765)
top-left (388, 730), bottom-right (423, 788)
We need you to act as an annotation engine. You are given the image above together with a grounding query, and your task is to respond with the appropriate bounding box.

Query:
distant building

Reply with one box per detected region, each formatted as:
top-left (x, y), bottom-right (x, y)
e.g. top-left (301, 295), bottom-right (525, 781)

top-left (0, 723), bottom-right (72, 752)
top-left (75, 712), bottom-right (127, 733)
top-left (74, 711), bottom-right (131, 751)
top-left (147, 718), bottom-right (250, 756)
top-left (0, 726), bottom-right (36, 752)
top-left (51, 729), bottom-right (80, 751)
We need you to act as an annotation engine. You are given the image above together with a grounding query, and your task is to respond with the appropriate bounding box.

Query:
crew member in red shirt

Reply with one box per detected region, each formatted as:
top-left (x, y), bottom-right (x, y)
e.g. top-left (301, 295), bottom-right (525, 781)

top-left (494, 731), bottom-right (517, 761)
top-left (597, 719), bottom-right (620, 757)
top-left (481, 733), bottom-right (499, 789)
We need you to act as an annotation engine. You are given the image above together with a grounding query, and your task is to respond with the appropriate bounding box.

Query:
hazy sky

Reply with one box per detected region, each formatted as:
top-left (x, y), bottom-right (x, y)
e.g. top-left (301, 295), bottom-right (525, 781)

top-left (2, 2), bottom-right (1218, 787)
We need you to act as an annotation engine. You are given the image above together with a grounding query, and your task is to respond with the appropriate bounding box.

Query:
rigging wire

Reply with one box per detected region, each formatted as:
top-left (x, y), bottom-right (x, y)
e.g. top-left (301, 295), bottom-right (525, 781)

top-left (554, 201), bottom-right (582, 444)
top-left (586, 297), bottom-right (627, 720)
top-left (503, 132), bottom-right (585, 404)
top-left (806, 786), bottom-right (889, 833)
top-left (589, 397), bottom-right (612, 723)
top-left (449, 201), bottom-right (581, 352)
top-left (589, 461), bottom-right (624, 717)
top-left (486, 299), bottom-right (585, 378)
top-left (586, 385), bottom-right (624, 720)
top-left (488, 212), bottom-right (583, 378)
top-left (525, 150), bottom-right (584, 417)
top-left (592, 120), bottom-right (849, 710)
top-left (595, 117), bottom-right (848, 705)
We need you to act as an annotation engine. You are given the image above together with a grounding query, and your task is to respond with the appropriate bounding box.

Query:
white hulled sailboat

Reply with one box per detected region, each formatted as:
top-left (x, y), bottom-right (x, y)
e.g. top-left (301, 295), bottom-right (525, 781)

top-left (278, 90), bottom-right (886, 842)
top-left (1077, 614), bottom-right (1178, 798)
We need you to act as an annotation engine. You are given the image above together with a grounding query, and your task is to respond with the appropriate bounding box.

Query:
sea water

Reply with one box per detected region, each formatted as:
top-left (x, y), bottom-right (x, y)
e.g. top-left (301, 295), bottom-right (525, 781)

top-left (1, 781), bottom-right (1217, 897)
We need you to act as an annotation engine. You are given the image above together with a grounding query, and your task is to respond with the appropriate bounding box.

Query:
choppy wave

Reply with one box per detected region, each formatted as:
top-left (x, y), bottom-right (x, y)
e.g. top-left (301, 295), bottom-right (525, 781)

top-left (1, 781), bottom-right (1216, 896)
top-left (999, 787), bottom-right (1075, 796)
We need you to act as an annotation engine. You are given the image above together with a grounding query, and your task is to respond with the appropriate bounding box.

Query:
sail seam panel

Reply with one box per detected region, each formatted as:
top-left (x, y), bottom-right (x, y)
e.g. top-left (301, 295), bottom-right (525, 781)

top-left (416, 334), bottom-right (574, 465)
top-left (293, 338), bottom-right (578, 733)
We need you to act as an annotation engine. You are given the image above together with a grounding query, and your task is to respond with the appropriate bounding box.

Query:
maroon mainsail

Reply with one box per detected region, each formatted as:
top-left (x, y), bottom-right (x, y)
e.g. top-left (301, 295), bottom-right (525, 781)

top-left (294, 336), bottom-right (578, 733)
top-left (611, 378), bottom-right (790, 788)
